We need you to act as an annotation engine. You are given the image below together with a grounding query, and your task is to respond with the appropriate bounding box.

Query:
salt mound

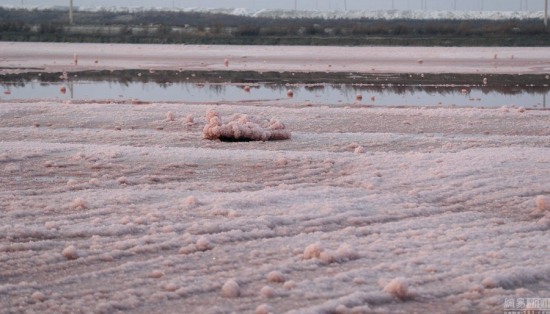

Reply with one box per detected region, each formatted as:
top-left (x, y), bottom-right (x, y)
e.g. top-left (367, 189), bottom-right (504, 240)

top-left (383, 277), bottom-right (409, 299)
top-left (267, 270), bottom-right (285, 283)
top-left (221, 279), bottom-right (240, 298)
top-left (260, 285), bottom-right (276, 298)
top-left (303, 243), bottom-right (322, 259)
top-left (203, 109), bottom-right (291, 142)
top-left (536, 195), bottom-right (550, 212)
top-left (31, 291), bottom-right (47, 302)
top-left (62, 245), bottom-right (79, 260)
top-left (255, 304), bottom-right (274, 314)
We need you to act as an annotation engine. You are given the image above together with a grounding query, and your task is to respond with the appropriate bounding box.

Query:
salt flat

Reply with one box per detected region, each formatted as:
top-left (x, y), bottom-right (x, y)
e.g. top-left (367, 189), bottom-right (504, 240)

top-left (1, 43), bottom-right (550, 313)
top-left (2, 42), bottom-right (550, 75)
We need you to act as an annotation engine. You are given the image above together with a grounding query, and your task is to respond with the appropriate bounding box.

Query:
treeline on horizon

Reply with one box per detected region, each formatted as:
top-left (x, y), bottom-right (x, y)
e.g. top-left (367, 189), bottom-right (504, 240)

top-left (0, 7), bottom-right (549, 46)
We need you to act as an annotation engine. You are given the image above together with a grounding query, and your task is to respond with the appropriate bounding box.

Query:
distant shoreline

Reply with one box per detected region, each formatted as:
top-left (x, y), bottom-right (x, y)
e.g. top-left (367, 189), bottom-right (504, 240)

top-left (1, 6), bottom-right (549, 47)
top-left (0, 5), bottom-right (547, 20)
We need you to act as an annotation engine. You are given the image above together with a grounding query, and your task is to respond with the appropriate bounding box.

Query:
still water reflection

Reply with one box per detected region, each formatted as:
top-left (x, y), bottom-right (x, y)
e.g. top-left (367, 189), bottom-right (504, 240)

top-left (1, 80), bottom-right (548, 109)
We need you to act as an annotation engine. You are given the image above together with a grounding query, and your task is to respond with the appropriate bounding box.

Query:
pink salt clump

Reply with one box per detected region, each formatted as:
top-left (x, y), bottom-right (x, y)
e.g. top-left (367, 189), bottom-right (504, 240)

top-left (481, 276), bottom-right (498, 289)
top-left (71, 198), bottom-right (88, 210)
top-left (319, 251), bottom-right (336, 264)
top-left (184, 114), bottom-right (194, 125)
top-left (536, 195), bottom-right (550, 212)
top-left (62, 245), bottom-right (79, 260)
top-left (283, 280), bottom-right (296, 290)
top-left (202, 109), bottom-right (291, 142)
top-left (221, 279), bottom-right (240, 298)
top-left (267, 271), bottom-right (285, 283)
top-left (166, 111), bottom-right (175, 122)
top-left (304, 242), bottom-right (358, 264)
top-left (335, 243), bottom-right (359, 261)
top-left (31, 291), bottom-right (47, 302)
top-left (150, 270), bottom-right (164, 278)
top-left (260, 286), bottom-right (276, 298)
top-left (319, 243), bottom-right (359, 264)
top-left (184, 195), bottom-right (198, 208)
top-left (255, 304), bottom-right (274, 314)
top-left (196, 236), bottom-right (211, 251)
top-left (303, 243), bottom-right (322, 259)
top-left (383, 277), bottom-right (409, 299)
top-left (117, 176), bottom-right (128, 185)
top-left (162, 283), bottom-right (177, 292)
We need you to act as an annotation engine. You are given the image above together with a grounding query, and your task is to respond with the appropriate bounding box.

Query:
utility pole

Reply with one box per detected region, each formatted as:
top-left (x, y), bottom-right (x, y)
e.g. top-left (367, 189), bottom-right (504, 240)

top-left (545, 0), bottom-right (548, 28)
top-left (69, 0), bottom-right (73, 25)
top-left (294, 0), bottom-right (297, 10)
top-left (344, 0), bottom-right (347, 11)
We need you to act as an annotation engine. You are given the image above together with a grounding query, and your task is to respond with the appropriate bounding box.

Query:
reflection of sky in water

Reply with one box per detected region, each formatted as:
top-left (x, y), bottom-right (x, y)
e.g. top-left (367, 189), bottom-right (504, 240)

top-left (1, 80), bottom-right (548, 109)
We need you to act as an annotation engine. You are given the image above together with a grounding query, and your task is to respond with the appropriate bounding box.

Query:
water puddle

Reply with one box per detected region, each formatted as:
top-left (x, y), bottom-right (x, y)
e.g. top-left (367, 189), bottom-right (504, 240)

top-left (2, 80), bottom-right (548, 109)
top-left (1, 71), bottom-right (549, 109)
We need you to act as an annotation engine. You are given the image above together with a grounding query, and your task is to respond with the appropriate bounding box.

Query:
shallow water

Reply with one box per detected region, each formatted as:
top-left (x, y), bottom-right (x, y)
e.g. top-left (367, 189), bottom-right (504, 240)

top-left (1, 80), bottom-right (549, 109)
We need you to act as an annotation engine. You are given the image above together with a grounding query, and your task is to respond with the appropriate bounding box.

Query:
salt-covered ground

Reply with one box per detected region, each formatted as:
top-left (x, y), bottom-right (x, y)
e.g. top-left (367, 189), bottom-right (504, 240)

top-left (1, 44), bottom-right (550, 313)
top-left (2, 42), bottom-right (550, 75)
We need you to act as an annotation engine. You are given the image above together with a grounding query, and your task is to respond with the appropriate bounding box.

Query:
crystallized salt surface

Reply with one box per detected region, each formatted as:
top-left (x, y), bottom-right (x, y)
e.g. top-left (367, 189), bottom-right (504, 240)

top-left (2, 42), bottom-right (550, 75)
top-left (1, 46), bottom-right (550, 313)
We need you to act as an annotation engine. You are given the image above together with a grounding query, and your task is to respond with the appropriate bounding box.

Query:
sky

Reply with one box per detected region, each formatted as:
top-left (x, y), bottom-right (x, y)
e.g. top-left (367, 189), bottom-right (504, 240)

top-left (5, 0), bottom-right (548, 11)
